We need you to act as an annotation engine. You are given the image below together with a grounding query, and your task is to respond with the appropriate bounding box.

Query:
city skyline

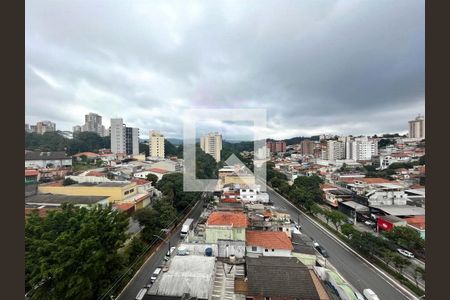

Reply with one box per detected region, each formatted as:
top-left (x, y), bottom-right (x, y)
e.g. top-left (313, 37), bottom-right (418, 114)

top-left (26, 0), bottom-right (424, 140)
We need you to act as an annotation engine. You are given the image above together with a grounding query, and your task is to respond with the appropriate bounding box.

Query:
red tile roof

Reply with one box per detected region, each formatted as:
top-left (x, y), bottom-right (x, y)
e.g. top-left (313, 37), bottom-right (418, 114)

top-left (404, 216), bottom-right (425, 230)
top-left (73, 152), bottom-right (99, 158)
top-left (341, 177), bottom-right (391, 184)
top-left (222, 198), bottom-right (239, 203)
top-left (131, 178), bottom-right (151, 185)
top-left (114, 203), bottom-right (135, 212)
top-left (207, 211), bottom-right (248, 227)
top-left (148, 168), bottom-right (169, 174)
top-left (86, 171), bottom-right (105, 177)
top-left (320, 183), bottom-right (337, 190)
top-left (246, 230), bottom-right (293, 250)
top-left (25, 169), bottom-right (39, 176)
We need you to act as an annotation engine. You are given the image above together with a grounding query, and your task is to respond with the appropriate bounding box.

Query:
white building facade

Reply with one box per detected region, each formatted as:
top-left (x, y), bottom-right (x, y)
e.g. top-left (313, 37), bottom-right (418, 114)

top-left (149, 130), bottom-right (165, 158)
top-left (200, 132), bottom-right (222, 162)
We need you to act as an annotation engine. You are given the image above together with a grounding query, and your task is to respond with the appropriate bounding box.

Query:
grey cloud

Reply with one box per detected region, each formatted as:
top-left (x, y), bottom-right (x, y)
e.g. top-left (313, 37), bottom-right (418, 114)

top-left (26, 0), bottom-right (424, 139)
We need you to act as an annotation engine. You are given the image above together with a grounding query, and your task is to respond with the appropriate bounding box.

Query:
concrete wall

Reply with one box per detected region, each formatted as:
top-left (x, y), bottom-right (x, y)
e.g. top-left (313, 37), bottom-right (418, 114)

top-left (217, 240), bottom-right (246, 258)
top-left (25, 159), bottom-right (72, 168)
top-left (246, 245), bottom-right (291, 257)
top-left (38, 183), bottom-right (137, 203)
top-left (205, 226), bottom-right (246, 243)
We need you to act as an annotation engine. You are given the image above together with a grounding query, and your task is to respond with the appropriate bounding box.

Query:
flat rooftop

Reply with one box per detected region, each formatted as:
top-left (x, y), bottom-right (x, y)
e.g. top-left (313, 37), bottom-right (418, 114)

top-left (340, 200), bottom-right (369, 211)
top-left (25, 194), bottom-right (109, 205)
top-left (148, 255), bottom-right (215, 299)
top-left (73, 181), bottom-right (132, 187)
top-left (371, 205), bottom-right (425, 216)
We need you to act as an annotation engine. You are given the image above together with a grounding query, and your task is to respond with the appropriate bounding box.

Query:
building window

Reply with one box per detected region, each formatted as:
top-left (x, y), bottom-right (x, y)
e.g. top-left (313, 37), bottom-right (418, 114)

top-left (264, 297), bottom-right (271, 300)
top-left (272, 249), bottom-right (275, 252)
top-left (264, 249), bottom-right (268, 252)
top-left (252, 246), bottom-right (257, 251)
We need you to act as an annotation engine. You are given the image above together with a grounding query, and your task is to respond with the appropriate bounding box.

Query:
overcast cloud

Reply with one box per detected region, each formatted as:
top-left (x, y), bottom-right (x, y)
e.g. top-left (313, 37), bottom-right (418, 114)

top-left (25, 0), bottom-right (424, 140)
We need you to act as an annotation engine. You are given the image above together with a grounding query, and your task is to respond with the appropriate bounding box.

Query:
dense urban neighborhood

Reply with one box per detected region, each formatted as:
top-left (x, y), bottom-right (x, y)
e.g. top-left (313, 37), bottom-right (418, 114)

top-left (25, 113), bottom-right (425, 300)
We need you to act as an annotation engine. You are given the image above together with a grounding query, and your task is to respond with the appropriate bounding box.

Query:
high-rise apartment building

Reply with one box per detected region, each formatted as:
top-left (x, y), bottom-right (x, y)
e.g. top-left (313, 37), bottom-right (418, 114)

top-left (34, 121), bottom-right (56, 134)
top-left (72, 125), bottom-right (82, 133)
top-left (75, 113), bottom-right (108, 137)
top-left (111, 118), bottom-right (126, 154)
top-left (126, 127), bottom-right (139, 156)
top-left (110, 118), bottom-right (139, 155)
top-left (327, 140), bottom-right (345, 161)
top-left (200, 132), bottom-right (222, 162)
top-left (266, 140), bottom-right (287, 153)
top-left (350, 137), bottom-right (378, 161)
top-left (300, 139), bottom-right (314, 155)
top-left (408, 114), bottom-right (425, 139)
top-left (149, 130), bottom-right (165, 158)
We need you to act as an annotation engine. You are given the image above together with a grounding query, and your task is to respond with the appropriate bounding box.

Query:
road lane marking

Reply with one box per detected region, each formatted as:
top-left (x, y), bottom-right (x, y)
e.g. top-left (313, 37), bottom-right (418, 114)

top-left (265, 185), bottom-right (420, 300)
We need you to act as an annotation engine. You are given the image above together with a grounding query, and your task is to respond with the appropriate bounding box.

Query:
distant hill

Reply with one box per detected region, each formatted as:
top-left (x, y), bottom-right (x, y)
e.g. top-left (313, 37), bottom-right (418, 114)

top-left (166, 138), bottom-right (183, 145)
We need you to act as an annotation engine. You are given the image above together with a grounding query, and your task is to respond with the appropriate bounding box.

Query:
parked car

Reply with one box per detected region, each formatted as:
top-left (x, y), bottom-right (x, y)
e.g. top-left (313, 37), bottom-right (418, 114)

top-left (362, 288), bottom-right (380, 300)
top-left (135, 288), bottom-right (148, 300)
top-left (150, 267), bottom-right (162, 283)
top-left (164, 246), bottom-right (177, 261)
top-left (313, 242), bottom-right (329, 258)
top-left (397, 248), bottom-right (415, 258)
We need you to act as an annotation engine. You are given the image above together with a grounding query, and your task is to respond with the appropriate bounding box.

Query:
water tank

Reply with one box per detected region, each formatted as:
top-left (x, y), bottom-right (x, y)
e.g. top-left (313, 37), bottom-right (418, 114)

top-left (205, 247), bottom-right (213, 257)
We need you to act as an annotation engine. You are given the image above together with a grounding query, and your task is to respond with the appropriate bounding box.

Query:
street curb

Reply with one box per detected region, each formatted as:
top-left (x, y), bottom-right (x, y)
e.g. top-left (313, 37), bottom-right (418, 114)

top-left (266, 185), bottom-right (420, 300)
top-left (115, 199), bottom-right (202, 300)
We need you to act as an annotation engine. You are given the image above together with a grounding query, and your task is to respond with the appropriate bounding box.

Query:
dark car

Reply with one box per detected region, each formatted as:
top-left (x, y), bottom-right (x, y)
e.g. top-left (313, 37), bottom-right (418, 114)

top-left (314, 243), bottom-right (329, 258)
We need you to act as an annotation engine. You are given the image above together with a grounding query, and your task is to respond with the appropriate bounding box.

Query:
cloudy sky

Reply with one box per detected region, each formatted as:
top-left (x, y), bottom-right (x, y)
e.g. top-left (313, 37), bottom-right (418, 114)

top-left (26, 0), bottom-right (424, 140)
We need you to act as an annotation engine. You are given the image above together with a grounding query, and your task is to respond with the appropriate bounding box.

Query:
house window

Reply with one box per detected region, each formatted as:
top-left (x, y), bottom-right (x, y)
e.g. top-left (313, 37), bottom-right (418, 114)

top-left (264, 297), bottom-right (271, 300)
top-left (272, 249), bottom-right (275, 252)
top-left (264, 248), bottom-right (268, 252)
top-left (252, 246), bottom-right (257, 251)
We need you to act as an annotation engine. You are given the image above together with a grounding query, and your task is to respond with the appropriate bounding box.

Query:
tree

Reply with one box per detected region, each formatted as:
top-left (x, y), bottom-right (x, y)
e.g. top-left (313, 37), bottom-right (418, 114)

top-left (392, 253), bottom-right (411, 274)
top-left (383, 226), bottom-right (424, 253)
top-left (323, 209), bottom-right (332, 226)
top-left (25, 204), bottom-right (129, 300)
top-left (62, 177), bottom-right (78, 186)
top-left (382, 250), bottom-right (396, 267)
top-left (341, 223), bottom-right (356, 238)
top-left (125, 237), bottom-right (148, 264)
top-left (310, 203), bottom-right (323, 217)
top-left (419, 155), bottom-right (425, 165)
top-left (155, 173), bottom-right (201, 213)
top-left (145, 173), bottom-right (159, 184)
top-left (134, 199), bottom-right (178, 242)
top-left (330, 210), bottom-right (347, 231)
top-left (139, 143), bottom-right (149, 157)
top-left (413, 266), bottom-right (425, 287)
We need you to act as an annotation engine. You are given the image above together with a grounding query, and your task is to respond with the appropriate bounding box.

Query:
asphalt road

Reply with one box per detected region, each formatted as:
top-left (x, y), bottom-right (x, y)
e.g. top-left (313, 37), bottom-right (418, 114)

top-left (266, 186), bottom-right (419, 300)
top-left (116, 197), bottom-right (205, 300)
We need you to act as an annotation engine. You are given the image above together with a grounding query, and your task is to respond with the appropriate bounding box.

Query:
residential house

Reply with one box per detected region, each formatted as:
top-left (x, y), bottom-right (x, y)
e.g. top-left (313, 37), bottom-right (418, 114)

top-left (237, 256), bottom-right (329, 300)
top-left (246, 230), bottom-right (293, 257)
top-left (205, 211), bottom-right (248, 243)
top-left (25, 151), bottom-right (72, 169)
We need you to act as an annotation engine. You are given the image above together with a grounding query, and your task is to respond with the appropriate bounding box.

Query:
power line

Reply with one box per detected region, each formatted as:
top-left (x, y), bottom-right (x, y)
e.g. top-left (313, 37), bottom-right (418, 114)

top-left (98, 196), bottom-right (202, 300)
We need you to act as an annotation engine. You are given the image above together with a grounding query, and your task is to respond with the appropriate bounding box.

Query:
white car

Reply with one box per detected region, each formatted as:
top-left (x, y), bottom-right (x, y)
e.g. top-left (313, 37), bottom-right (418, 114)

top-left (363, 289), bottom-right (380, 300)
top-left (397, 248), bottom-right (415, 258)
top-left (364, 220), bottom-right (375, 226)
top-left (164, 246), bottom-right (177, 261)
